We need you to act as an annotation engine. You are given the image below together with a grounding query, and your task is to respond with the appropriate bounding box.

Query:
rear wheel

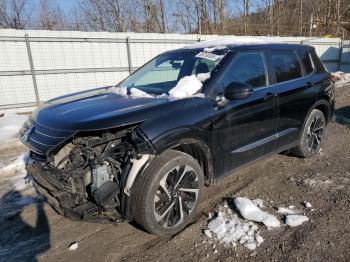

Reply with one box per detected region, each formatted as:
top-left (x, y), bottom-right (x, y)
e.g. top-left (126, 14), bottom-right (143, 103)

top-left (291, 109), bottom-right (326, 158)
top-left (133, 150), bottom-right (204, 236)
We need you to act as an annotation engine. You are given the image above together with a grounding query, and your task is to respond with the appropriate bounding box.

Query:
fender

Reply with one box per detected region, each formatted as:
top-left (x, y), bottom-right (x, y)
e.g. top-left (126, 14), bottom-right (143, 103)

top-left (150, 126), bottom-right (211, 153)
top-left (149, 127), bottom-right (215, 182)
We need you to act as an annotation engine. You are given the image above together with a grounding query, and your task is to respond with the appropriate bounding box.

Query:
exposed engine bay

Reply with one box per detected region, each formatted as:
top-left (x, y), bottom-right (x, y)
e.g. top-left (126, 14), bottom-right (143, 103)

top-left (26, 126), bottom-right (153, 223)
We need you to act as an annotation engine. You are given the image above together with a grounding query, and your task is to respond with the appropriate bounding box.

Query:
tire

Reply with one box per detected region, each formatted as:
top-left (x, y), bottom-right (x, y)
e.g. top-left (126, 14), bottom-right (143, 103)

top-left (132, 150), bottom-right (204, 236)
top-left (291, 109), bottom-right (326, 158)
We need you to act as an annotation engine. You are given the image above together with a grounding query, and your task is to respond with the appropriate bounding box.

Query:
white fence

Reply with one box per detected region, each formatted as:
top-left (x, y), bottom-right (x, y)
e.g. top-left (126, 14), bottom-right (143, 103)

top-left (0, 29), bottom-right (345, 109)
top-left (341, 40), bottom-right (350, 72)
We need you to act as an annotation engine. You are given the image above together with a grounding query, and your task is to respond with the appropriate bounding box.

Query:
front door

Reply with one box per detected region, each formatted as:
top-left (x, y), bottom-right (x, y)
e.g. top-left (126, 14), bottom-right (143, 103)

top-left (211, 51), bottom-right (278, 175)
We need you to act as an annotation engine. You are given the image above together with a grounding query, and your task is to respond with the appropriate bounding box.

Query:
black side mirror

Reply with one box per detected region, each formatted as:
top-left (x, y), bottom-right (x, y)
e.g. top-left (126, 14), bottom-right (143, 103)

top-left (224, 82), bottom-right (253, 100)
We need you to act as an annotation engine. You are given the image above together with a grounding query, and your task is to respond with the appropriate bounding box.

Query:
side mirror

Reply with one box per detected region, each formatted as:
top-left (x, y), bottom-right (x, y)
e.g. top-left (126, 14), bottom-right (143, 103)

top-left (224, 82), bottom-right (253, 100)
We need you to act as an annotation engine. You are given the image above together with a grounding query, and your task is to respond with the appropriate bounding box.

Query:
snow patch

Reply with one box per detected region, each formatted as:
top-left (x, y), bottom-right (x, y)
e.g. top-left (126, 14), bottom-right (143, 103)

top-left (203, 229), bottom-right (212, 238)
top-left (204, 45), bottom-right (227, 52)
top-left (285, 215), bottom-right (309, 227)
top-left (196, 72), bottom-right (211, 83)
top-left (129, 88), bottom-right (154, 98)
top-left (332, 71), bottom-right (350, 88)
top-left (203, 197), bottom-right (314, 253)
top-left (68, 242), bottom-right (78, 251)
top-left (114, 74), bottom-right (206, 99)
top-left (185, 37), bottom-right (274, 50)
top-left (0, 113), bottom-right (28, 142)
top-left (114, 86), bottom-right (128, 96)
top-left (206, 210), bottom-right (264, 250)
top-left (0, 152), bottom-right (31, 191)
top-left (0, 152), bottom-right (29, 175)
top-left (303, 201), bottom-right (312, 208)
top-left (168, 75), bottom-right (203, 98)
top-left (252, 199), bottom-right (264, 208)
top-left (277, 207), bottom-right (298, 215)
top-left (234, 197), bottom-right (281, 228)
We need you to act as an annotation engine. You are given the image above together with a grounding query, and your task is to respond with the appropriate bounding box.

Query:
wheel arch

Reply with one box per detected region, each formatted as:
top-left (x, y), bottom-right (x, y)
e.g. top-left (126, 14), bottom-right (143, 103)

top-left (310, 99), bottom-right (332, 123)
top-left (171, 141), bottom-right (214, 185)
top-left (150, 129), bottom-right (215, 185)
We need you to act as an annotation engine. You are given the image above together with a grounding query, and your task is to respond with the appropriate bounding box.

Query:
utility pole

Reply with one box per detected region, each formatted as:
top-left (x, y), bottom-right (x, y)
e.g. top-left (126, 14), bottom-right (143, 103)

top-left (159, 0), bottom-right (166, 33)
top-left (299, 0), bottom-right (303, 36)
top-left (309, 14), bottom-right (313, 37)
top-left (243, 0), bottom-right (249, 35)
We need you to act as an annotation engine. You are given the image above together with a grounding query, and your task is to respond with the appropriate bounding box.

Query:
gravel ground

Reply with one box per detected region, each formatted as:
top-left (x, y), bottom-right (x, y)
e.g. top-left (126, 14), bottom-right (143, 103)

top-left (0, 86), bottom-right (349, 262)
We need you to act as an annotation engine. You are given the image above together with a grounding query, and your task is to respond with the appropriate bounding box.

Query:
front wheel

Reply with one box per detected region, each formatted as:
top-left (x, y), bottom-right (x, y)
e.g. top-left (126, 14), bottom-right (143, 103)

top-left (132, 150), bottom-right (204, 236)
top-left (291, 109), bottom-right (326, 158)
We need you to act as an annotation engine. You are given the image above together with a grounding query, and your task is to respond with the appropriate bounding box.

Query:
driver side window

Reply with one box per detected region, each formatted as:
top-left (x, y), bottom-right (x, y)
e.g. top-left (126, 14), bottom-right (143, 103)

top-left (218, 51), bottom-right (267, 94)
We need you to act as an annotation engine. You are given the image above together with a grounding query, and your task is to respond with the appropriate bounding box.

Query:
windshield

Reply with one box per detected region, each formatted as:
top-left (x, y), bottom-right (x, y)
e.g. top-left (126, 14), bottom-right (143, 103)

top-left (120, 51), bottom-right (223, 96)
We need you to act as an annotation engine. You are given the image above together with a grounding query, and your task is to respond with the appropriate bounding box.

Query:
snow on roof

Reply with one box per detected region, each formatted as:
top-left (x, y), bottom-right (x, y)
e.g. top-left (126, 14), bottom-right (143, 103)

top-left (185, 36), bottom-right (276, 50)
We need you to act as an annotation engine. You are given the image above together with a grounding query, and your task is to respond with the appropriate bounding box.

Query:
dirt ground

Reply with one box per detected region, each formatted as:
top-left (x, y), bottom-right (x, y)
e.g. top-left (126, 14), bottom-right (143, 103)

top-left (0, 86), bottom-right (350, 262)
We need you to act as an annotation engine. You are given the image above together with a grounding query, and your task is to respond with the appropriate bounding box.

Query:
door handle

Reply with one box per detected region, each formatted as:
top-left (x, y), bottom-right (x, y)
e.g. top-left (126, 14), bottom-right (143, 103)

top-left (264, 92), bottom-right (276, 101)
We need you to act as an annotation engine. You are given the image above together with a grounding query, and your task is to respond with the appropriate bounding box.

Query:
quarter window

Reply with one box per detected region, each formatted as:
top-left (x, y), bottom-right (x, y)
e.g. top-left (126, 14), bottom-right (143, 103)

top-left (298, 49), bottom-right (314, 75)
top-left (218, 52), bottom-right (267, 92)
top-left (270, 50), bottom-right (302, 83)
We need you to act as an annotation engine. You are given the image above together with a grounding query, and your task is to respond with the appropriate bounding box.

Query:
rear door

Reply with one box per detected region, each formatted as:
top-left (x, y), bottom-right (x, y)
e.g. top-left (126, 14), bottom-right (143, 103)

top-left (267, 49), bottom-right (318, 150)
top-left (211, 51), bottom-right (278, 175)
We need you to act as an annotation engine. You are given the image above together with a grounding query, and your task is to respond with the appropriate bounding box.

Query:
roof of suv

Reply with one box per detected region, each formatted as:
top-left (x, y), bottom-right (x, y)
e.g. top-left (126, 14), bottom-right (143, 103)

top-left (182, 37), bottom-right (313, 52)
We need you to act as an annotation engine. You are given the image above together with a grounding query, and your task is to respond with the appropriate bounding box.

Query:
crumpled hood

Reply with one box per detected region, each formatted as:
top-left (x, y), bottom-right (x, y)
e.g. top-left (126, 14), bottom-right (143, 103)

top-left (34, 88), bottom-right (182, 131)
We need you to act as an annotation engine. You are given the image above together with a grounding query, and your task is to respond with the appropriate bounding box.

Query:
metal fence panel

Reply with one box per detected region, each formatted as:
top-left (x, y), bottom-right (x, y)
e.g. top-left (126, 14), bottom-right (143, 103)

top-left (341, 40), bottom-right (350, 72)
top-left (0, 29), bottom-right (347, 109)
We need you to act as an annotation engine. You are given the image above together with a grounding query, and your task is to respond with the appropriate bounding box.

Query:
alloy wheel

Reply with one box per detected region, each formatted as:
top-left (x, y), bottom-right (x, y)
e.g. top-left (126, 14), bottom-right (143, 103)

top-left (306, 115), bottom-right (325, 154)
top-left (154, 165), bottom-right (199, 228)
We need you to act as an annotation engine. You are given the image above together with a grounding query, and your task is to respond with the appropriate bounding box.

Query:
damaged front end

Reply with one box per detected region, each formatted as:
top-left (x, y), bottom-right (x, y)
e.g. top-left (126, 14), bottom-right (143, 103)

top-left (26, 125), bottom-right (153, 223)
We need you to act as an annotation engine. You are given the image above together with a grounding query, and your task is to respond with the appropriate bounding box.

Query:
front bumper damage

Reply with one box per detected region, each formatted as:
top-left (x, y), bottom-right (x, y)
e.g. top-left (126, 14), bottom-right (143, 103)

top-left (24, 125), bottom-right (154, 224)
top-left (27, 159), bottom-right (125, 223)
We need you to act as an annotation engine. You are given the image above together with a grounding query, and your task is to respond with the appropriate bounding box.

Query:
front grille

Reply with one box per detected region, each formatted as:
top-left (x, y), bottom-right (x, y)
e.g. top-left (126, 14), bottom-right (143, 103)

top-left (19, 118), bottom-right (75, 155)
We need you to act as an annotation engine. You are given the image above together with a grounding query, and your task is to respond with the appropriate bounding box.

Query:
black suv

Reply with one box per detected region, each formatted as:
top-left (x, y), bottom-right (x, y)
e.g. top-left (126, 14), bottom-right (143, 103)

top-left (20, 40), bottom-right (335, 236)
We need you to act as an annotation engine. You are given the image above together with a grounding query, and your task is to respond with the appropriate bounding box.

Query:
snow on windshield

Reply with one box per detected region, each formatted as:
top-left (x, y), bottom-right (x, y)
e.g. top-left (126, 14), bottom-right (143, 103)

top-left (129, 87), bottom-right (154, 98)
top-left (114, 73), bottom-right (207, 99)
top-left (168, 75), bottom-right (203, 98)
top-left (196, 72), bottom-right (211, 83)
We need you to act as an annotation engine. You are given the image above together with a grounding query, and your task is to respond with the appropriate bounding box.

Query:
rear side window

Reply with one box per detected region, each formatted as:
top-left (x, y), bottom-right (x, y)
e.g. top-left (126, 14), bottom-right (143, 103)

top-left (270, 50), bottom-right (302, 83)
top-left (218, 51), bottom-right (267, 92)
top-left (298, 49), bottom-right (314, 75)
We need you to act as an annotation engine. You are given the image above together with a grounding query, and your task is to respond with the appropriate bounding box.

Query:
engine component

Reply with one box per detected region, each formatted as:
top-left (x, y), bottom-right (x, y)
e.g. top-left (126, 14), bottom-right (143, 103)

top-left (27, 126), bottom-right (152, 223)
top-left (91, 164), bottom-right (111, 192)
top-left (93, 181), bottom-right (120, 207)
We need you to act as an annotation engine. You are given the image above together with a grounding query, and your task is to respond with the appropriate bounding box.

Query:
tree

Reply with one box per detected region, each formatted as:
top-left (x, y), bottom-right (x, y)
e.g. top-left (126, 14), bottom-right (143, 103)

top-left (37, 0), bottom-right (67, 30)
top-left (0, 0), bottom-right (32, 29)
